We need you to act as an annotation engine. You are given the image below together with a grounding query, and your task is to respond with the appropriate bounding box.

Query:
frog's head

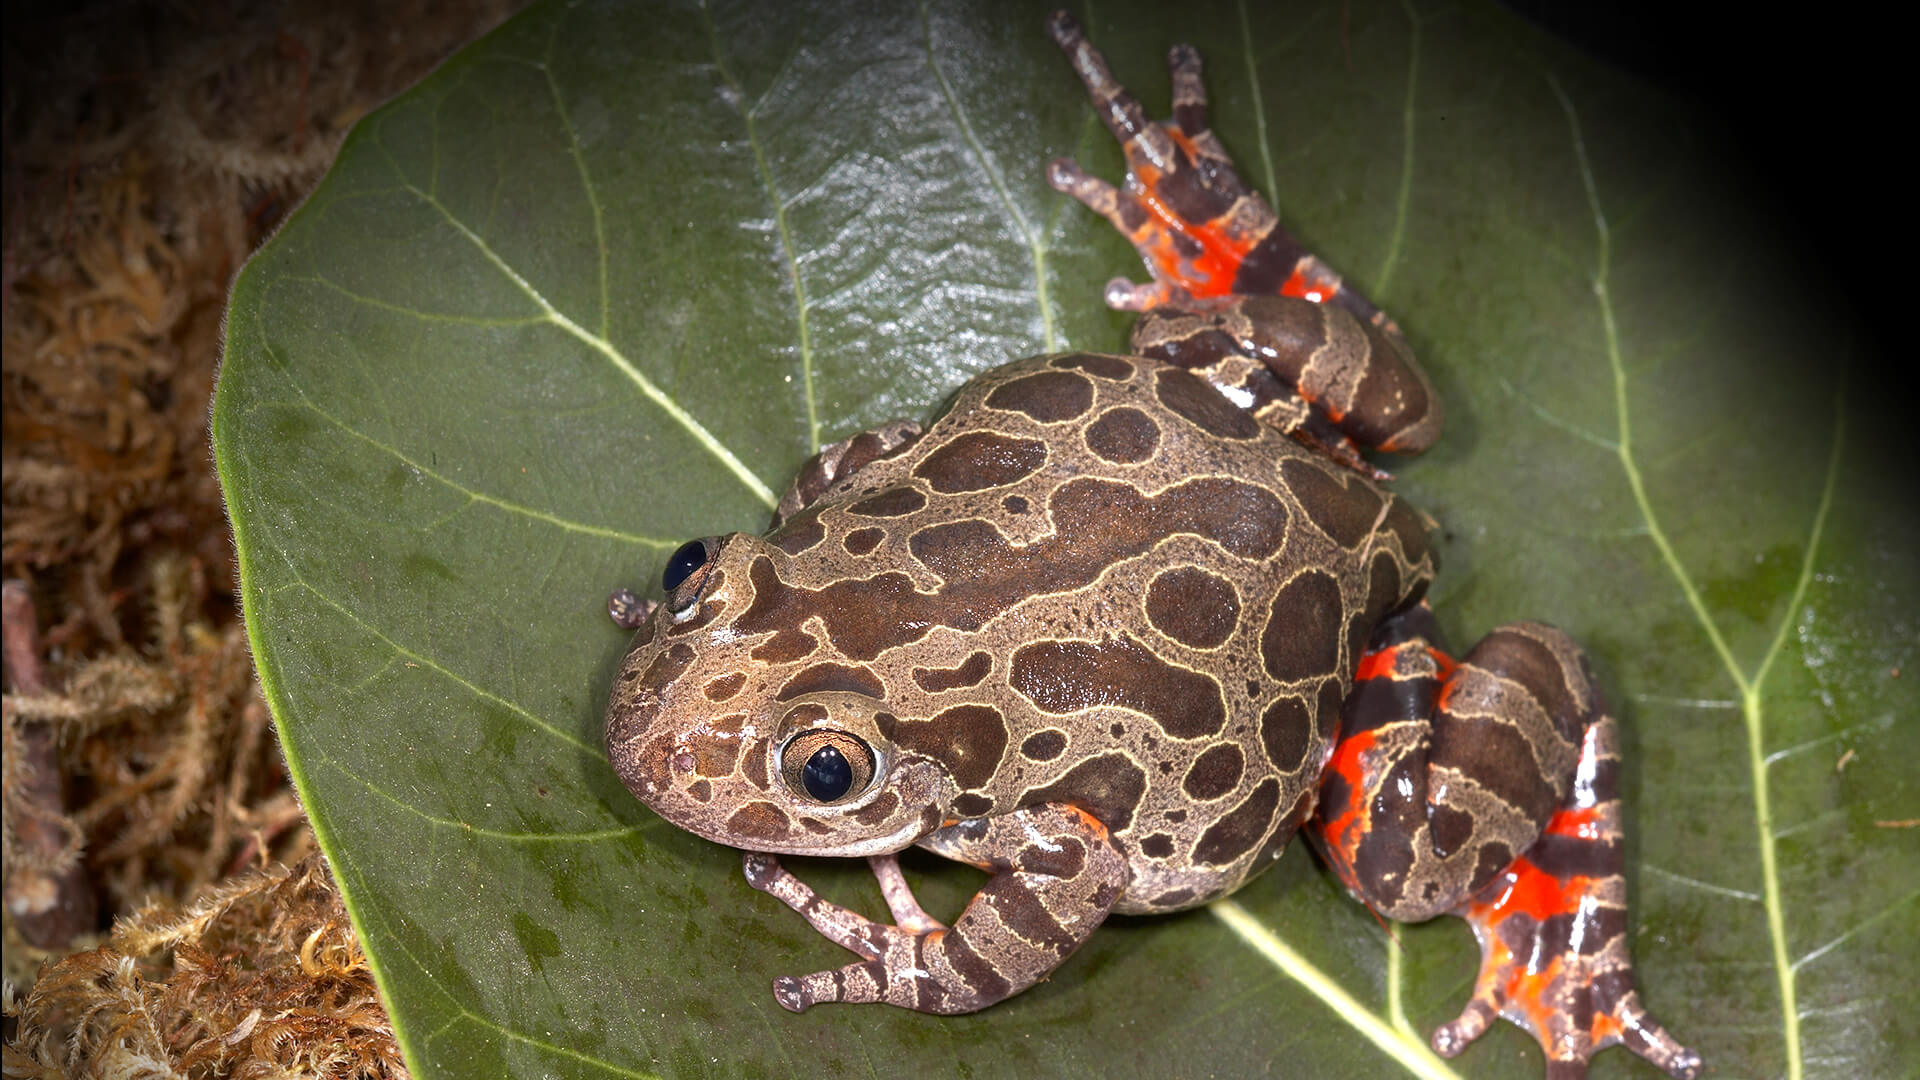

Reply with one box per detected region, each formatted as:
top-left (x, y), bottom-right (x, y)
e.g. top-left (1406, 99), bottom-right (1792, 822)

top-left (605, 532), bottom-right (957, 856)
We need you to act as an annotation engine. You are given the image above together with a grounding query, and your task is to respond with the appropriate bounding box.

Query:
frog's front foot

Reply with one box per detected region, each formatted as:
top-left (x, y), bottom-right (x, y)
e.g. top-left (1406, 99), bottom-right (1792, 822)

top-left (606, 588), bottom-right (654, 629)
top-left (740, 850), bottom-right (957, 1014)
top-left (739, 806), bottom-right (1127, 1016)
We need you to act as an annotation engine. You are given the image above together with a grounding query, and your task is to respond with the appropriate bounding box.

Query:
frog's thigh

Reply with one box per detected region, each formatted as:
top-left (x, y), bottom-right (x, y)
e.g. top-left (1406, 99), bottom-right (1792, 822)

top-left (1132, 295), bottom-right (1441, 455)
top-left (771, 418), bottom-right (921, 527)
top-left (1316, 613), bottom-right (1588, 921)
top-left (1318, 611), bottom-right (1702, 1079)
top-left (752, 804), bottom-right (1127, 1015)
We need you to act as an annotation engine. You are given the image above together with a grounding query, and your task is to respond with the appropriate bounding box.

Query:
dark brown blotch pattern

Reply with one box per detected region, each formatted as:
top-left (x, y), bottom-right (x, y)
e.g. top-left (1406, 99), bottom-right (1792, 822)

top-left (878, 704), bottom-right (1009, 791)
top-left (848, 488), bottom-right (927, 517)
top-left (1083, 406), bottom-right (1161, 464)
top-left (1259, 695), bottom-right (1313, 773)
top-left (768, 510), bottom-right (825, 554)
top-left (1279, 459), bottom-right (1383, 549)
top-left (1181, 743), bottom-right (1244, 800)
top-left (1019, 752), bottom-right (1148, 831)
top-left (984, 370), bottom-right (1094, 422)
top-left (726, 802), bottom-right (791, 842)
top-left (1049, 353), bottom-right (1134, 380)
top-left (734, 475), bottom-right (1290, 663)
top-left (1192, 778), bottom-right (1281, 866)
top-left (704, 672), bottom-right (746, 701)
top-left (842, 527), bottom-right (885, 556)
top-left (912, 652), bottom-right (993, 693)
top-left (1020, 729), bottom-right (1068, 761)
top-left (775, 662), bottom-right (885, 702)
top-left (1154, 366), bottom-right (1260, 440)
top-left (1144, 566), bottom-right (1240, 649)
top-left (1259, 570), bottom-right (1344, 682)
top-left (913, 431), bottom-right (1049, 493)
top-left (1010, 634), bottom-right (1225, 739)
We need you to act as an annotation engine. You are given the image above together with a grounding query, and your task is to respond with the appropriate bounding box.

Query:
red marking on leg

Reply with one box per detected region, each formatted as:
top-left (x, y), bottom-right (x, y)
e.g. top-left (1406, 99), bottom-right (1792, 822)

top-left (1132, 179), bottom-right (1244, 298)
top-left (1313, 728), bottom-right (1378, 895)
top-left (1470, 854), bottom-right (1591, 926)
top-left (1353, 647), bottom-right (1397, 683)
top-left (1280, 261), bottom-right (1349, 305)
top-left (1547, 803), bottom-right (1603, 841)
top-left (1353, 641), bottom-right (1456, 684)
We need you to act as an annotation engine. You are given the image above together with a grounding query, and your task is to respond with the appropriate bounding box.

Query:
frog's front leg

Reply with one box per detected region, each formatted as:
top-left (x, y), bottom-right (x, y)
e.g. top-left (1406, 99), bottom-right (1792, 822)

top-left (741, 804), bottom-right (1127, 1015)
top-left (771, 418), bottom-right (921, 528)
top-left (1317, 607), bottom-right (1701, 1079)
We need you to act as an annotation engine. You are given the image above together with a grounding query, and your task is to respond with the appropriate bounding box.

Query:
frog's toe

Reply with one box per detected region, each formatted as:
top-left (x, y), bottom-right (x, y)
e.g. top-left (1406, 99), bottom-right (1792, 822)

top-left (606, 588), bottom-right (654, 629)
top-left (1431, 997), bottom-right (1495, 1058)
top-left (741, 850), bottom-right (784, 890)
top-left (1104, 276), bottom-right (1176, 312)
top-left (1610, 993), bottom-right (1703, 1079)
top-left (771, 974), bottom-right (814, 1013)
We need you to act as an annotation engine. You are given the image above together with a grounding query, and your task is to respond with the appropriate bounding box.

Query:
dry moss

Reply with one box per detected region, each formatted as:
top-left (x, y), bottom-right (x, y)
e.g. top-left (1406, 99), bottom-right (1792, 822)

top-left (4, 0), bottom-right (516, 1071)
top-left (3, 855), bottom-right (404, 1080)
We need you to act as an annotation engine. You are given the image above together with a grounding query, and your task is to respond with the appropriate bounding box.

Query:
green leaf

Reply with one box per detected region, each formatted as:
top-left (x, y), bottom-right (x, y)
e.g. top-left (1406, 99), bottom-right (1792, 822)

top-left (213, 1), bottom-right (1919, 1076)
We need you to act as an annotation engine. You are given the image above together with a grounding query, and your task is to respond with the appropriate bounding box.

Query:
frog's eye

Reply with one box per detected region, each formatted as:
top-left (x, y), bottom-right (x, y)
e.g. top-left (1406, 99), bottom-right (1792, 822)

top-left (779, 730), bottom-right (875, 805)
top-left (662, 539), bottom-right (709, 591)
top-left (662, 537), bottom-right (718, 622)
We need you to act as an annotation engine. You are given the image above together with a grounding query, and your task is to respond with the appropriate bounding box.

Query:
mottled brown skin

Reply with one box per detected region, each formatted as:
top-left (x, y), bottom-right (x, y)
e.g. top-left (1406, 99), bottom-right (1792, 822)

top-left (604, 12), bottom-right (1698, 1079)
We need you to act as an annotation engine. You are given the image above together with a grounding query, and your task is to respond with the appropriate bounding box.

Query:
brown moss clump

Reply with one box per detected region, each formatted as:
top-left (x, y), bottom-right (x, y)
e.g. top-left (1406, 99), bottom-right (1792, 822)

top-left (3, 854), bottom-right (405, 1080)
top-left (3, 554), bottom-right (307, 957)
top-left (4, 0), bottom-right (515, 1070)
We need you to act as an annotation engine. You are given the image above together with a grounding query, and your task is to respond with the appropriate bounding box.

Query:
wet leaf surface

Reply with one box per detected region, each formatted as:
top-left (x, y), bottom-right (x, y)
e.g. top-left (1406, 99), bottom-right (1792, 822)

top-left (214, 1), bottom-right (1918, 1076)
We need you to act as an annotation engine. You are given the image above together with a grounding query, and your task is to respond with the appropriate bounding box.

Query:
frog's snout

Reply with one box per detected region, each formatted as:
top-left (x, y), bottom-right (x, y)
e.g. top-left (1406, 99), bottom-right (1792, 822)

top-left (605, 638), bottom-right (700, 801)
top-left (606, 697), bottom-right (673, 798)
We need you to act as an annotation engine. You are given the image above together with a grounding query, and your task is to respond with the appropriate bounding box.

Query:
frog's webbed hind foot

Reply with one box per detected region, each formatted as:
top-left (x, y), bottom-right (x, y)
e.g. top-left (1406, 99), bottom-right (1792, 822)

top-left (1045, 10), bottom-right (1392, 328)
top-left (1043, 158), bottom-right (1183, 312)
top-left (1441, 718), bottom-right (1703, 1080)
top-left (1045, 10), bottom-right (1269, 309)
top-left (1316, 615), bottom-right (1700, 1079)
top-left (1044, 10), bottom-right (1441, 467)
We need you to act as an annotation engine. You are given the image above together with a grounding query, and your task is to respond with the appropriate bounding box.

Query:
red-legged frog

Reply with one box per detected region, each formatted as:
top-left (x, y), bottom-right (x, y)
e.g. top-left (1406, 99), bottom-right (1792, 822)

top-left (604, 12), bottom-right (1701, 1079)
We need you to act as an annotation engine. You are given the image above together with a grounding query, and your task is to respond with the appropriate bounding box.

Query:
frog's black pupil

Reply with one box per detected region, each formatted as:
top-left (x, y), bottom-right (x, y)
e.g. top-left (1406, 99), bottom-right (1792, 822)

top-left (802, 745), bottom-right (854, 802)
top-left (662, 540), bottom-right (708, 591)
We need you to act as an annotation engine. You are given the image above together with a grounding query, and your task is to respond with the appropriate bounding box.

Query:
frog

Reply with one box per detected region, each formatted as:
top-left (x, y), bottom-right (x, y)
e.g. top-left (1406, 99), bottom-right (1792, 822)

top-left (604, 12), bottom-right (1701, 1079)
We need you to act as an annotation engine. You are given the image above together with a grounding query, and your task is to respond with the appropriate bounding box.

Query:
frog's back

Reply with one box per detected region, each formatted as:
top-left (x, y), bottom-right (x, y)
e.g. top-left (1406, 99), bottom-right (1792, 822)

top-left (763, 352), bottom-right (1434, 912)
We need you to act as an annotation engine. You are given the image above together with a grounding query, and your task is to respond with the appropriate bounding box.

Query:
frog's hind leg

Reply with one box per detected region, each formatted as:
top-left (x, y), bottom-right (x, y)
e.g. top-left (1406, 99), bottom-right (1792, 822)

top-left (1315, 610), bottom-right (1701, 1079)
top-left (1045, 12), bottom-right (1441, 458)
top-left (1440, 716), bottom-right (1703, 1079)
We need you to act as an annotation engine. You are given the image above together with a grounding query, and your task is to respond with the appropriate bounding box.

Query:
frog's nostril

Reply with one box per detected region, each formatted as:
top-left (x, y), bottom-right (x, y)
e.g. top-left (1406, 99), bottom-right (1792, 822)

top-left (672, 750), bottom-right (696, 775)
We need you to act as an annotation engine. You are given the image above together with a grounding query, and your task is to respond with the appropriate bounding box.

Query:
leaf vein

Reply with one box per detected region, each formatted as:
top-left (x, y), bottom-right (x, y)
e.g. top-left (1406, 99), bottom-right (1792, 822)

top-left (1210, 900), bottom-right (1464, 1080)
top-left (287, 576), bottom-right (596, 754)
top-left (285, 397), bottom-right (673, 548)
top-left (1371, 0), bottom-right (1422, 299)
top-left (536, 13), bottom-right (613, 340)
top-left (399, 179), bottom-right (776, 507)
top-left (1792, 889), bottom-right (1920, 972)
top-left (702, 1), bottom-right (821, 451)
top-left (920, 1), bottom-right (1058, 353)
top-left (1234, 0), bottom-right (1282, 204)
top-left (1642, 863), bottom-right (1762, 903)
top-left (318, 755), bottom-right (647, 843)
